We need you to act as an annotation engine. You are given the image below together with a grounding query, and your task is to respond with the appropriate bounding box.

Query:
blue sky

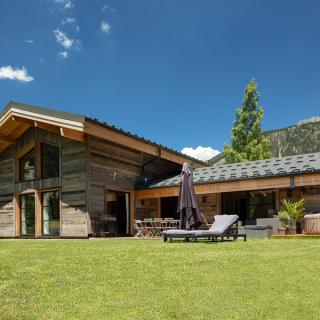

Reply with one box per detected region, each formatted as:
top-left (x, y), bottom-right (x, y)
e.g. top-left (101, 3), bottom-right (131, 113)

top-left (0, 0), bottom-right (320, 160)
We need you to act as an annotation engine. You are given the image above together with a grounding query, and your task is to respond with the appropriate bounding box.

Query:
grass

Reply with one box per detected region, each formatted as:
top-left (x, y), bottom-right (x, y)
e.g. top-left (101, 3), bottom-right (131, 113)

top-left (1, 238), bottom-right (320, 320)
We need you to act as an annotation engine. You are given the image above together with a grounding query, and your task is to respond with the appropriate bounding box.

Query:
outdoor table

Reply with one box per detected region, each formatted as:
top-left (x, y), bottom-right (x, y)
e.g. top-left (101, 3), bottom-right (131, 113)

top-left (138, 218), bottom-right (180, 237)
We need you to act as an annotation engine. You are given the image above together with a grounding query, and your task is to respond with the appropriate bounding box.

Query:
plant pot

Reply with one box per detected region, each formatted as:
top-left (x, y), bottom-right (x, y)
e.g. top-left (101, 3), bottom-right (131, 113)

top-left (296, 221), bottom-right (304, 234)
top-left (287, 226), bottom-right (296, 235)
top-left (277, 228), bottom-right (286, 236)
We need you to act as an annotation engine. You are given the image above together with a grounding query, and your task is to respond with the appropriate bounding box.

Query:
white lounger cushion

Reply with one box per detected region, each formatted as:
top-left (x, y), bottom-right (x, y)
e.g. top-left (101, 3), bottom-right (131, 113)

top-left (163, 215), bottom-right (239, 236)
top-left (164, 229), bottom-right (194, 235)
top-left (208, 214), bottom-right (238, 234)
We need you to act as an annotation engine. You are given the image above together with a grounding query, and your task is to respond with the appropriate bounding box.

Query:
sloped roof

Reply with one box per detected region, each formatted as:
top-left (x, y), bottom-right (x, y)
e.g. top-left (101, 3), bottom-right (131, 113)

top-left (85, 117), bottom-right (206, 166)
top-left (143, 152), bottom-right (320, 189)
top-left (2, 101), bottom-right (206, 166)
top-left (2, 101), bottom-right (85, 123)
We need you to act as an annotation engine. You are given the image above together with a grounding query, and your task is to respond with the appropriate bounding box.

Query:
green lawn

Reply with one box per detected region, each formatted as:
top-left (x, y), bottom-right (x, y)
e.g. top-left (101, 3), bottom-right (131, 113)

top-left (1, 238), bottom-right (320, 320)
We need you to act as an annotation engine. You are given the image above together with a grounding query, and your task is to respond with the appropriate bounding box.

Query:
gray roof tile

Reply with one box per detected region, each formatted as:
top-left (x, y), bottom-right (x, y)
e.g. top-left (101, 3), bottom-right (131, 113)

top-left (143, 152), bottom-right (320, 189)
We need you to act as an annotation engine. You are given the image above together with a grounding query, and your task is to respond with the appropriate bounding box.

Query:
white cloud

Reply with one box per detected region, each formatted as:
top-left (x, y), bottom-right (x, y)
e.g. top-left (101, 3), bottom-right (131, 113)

top-left (55, 0), bottom-right (73, 9)
top-left (181, 146), bottom-right (220, 162)
top-left (101, 21), bottom-right (111, 34)
top-left (58, 51), bottom-right (69, 59)
top-left (0, 65), bottom-right (34, 82)
top-left (54, 29), bottom-right (74, 49)
top-left (61, 17), bottom-right (80, 32)
top-left (61, 17), bottom-right (75, 24)
top-left (25, 39), bottom-right (34, 44)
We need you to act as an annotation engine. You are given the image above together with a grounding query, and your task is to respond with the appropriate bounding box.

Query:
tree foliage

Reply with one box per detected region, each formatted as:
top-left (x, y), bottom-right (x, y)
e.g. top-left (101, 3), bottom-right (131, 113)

top-left (223, 79), bottom-right (272, 163)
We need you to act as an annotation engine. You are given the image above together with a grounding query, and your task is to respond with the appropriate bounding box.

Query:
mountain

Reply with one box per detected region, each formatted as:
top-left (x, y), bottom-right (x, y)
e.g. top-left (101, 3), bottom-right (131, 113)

top-left (208, 116), bottom-right (320, 165)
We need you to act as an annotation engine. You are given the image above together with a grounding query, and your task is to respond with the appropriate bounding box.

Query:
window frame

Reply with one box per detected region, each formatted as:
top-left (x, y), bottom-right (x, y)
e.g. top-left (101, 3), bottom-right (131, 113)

top-left (19, 147), bottom-right (37, 182)
top-left (16, 141), bottom-right (60, 182)
top-left (42, 190), bottom-right (61, 236)
top-left (20, 193), bottom-right (36, 236)
top-left (41, 142), bottom-right (60, 179)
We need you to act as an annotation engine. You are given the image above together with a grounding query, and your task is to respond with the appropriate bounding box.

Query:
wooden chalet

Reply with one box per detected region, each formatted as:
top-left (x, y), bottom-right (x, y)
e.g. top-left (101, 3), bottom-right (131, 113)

top-left (0, 101), bottom-right (205, 238)
top-left (1, 101), bottom-right (320, 238)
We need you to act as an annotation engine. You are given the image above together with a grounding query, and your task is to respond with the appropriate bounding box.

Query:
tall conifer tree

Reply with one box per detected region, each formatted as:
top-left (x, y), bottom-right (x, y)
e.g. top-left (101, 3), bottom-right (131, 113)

top-left (224, 79), bottom-right (272, 163)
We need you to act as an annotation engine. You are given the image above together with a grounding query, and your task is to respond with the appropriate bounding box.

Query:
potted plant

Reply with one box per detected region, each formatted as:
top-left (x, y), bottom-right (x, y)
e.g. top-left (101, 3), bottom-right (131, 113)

top-left (281, 199), bottom-right (305, 234)
top-left (278, 210), bottom-right (290, 235)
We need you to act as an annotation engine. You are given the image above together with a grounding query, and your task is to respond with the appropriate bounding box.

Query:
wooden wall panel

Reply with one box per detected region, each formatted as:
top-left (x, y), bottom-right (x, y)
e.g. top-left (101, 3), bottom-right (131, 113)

top-left (15, 178), bottom-right (60, 193)
top-left (0, 145), bottom-right (15, 237)
top-left (61, 137), bottom-right (88, 237)
top-left (196, 193), bottom-right (217, 225)
top-left (88, 137), bottom-right (141, 231)
top-left (16, 128), bottom-right (35, 154)
top-left (135, 198), bottom-right (157, 220)
top-left (302, 187), bottom-right (320, 213)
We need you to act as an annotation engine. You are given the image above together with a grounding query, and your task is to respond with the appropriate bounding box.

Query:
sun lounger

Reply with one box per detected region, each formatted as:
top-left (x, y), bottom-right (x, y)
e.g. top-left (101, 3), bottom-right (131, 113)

top-left (162, 214), bottom-right (246, 242)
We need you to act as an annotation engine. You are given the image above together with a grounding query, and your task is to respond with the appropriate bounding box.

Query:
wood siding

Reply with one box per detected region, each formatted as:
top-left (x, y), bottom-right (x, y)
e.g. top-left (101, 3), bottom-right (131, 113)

top-left (0, 146), bottom-right (15, 236)
top-left (87, 136), bottom-right (141, 233)
top-left (135, 198), bottom-right (158, 220)
top-left (0, 127), bottom-right (89, 237)
top-left (61, 137), bottom-right (88, 237)
top-left (196, 194), bottom-right (217, 226)
top-left (87, 136), bottom-right (182, 234)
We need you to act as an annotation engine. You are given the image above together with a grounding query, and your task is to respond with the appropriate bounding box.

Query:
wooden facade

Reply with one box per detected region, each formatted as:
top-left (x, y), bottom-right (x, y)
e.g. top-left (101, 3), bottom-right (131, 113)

top-left (1, 102), bottom-right (320, 238)
top-left (0, 102), bottom-right (204, 238)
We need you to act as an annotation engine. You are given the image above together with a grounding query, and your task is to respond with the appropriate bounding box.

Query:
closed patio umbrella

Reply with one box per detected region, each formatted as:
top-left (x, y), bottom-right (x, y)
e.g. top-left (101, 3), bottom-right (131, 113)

top-left (177, 162), bottom-right (202, 230)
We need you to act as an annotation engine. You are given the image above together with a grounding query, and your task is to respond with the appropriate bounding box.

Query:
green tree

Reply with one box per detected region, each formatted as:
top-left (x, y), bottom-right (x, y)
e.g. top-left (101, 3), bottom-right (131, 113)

top-left (223, 79), bottom-right (272, 164)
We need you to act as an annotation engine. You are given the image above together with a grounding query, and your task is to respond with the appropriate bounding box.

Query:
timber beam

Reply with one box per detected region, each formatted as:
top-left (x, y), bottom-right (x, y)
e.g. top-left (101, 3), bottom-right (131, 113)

top-left (136, 173), bottom-right (320, 199)
top-left (0, 134), bottom-right (16, 144)
top-left (84, 120), bottom-right (204, 168)
top-left (12, 115), bottom-right (85, 142)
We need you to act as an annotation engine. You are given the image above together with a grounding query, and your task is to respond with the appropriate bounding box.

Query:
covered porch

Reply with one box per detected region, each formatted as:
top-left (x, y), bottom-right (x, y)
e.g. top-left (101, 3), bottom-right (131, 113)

top-left (135, 173), bottom-right (320, 236)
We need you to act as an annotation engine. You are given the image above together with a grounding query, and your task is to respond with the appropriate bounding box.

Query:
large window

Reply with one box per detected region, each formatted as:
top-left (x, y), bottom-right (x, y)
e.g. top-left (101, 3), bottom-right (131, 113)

top-left (42, 191), bottom-right (60, 236)
top-left (21, 194), bottom-right (35, 236)
top-left (248, 190), bottom-right (275, 219)
top-left (41, 143), bottom-right (59, 179)
top-left (20, 149), bottom-right (36, 181)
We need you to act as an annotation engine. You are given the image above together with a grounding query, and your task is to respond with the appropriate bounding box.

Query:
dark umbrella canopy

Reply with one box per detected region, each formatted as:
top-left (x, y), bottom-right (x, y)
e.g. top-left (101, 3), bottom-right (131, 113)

top-left (177, 162), bottom-right (202, 230)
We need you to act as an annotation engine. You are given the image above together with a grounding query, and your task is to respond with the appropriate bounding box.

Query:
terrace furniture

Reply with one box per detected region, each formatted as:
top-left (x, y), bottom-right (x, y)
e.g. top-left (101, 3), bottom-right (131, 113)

top-left (162, 215), bottom-right (246, 242)
top-left (134, 220), bottom-right (146, 238)
top-left (142, 218), bottom-right (155, 237)
top-left (239, 225), bottom-right (273, 239)
top-left (200, 213), bottom-right (213, 229)
top-left (134, 218), bottom-right (180, 238)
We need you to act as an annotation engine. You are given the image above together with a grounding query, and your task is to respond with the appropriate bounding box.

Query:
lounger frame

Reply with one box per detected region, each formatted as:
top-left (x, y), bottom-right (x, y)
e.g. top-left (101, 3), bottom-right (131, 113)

top-left (163, 232), bottom-right (246, 242)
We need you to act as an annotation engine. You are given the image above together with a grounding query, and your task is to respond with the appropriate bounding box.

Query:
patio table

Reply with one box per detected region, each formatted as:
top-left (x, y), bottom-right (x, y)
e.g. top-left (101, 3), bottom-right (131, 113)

top-left (136, 218), bottom-right (180, 238)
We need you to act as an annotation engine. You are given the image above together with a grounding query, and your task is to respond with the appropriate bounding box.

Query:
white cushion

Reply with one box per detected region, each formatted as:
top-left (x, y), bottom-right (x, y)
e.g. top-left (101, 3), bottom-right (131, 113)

top-left (163, 229), bottom-right (194, 236)
top-left (208, 215), bottom-right (239, 234)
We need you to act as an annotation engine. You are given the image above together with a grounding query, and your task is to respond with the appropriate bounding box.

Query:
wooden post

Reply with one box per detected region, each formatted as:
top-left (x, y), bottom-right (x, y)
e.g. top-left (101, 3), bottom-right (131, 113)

top-left (35, 190), bottom-right (42, 237)
top-left (36, 141), bottom-right (41, 180)
top-left (275, 189), bottom-right (280, 213)
top-left (156, 198), bottom-right (161, 218)
top-left (216, 193), bottom-right (222, 215)
top-left (130, 191), bottom-right (136, 235)
top-left (14, 194), bottom-right (20, 237)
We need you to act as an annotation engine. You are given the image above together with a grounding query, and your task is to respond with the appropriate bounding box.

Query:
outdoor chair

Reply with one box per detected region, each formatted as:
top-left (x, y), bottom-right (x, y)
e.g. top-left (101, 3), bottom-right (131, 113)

top-left (162, 214), bottom-right (246, 242)
top-left (200, 213), bottom-right (213, 229)
top-left (143, 218), bottom-right (155, 237)
top-left (134, 220), bottom-right (145, 238)
top-left (153, 218), bottom-right (163, 237)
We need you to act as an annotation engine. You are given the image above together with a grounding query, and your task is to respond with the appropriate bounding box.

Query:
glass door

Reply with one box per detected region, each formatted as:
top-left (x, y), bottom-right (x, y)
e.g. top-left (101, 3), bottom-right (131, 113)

top-left (105, 190), bottom-right (130, 236)
top-left (21, 194), bottom-right (35, 236)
